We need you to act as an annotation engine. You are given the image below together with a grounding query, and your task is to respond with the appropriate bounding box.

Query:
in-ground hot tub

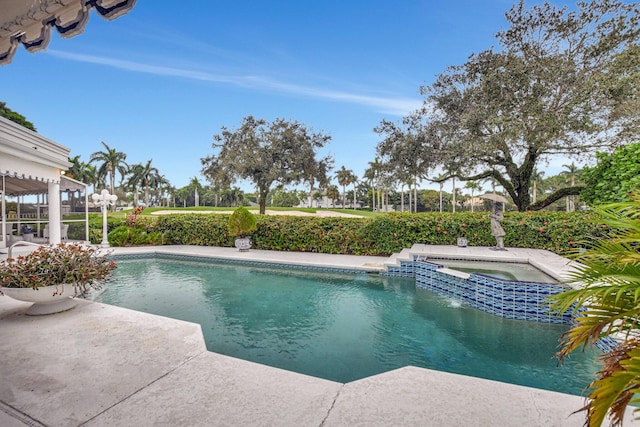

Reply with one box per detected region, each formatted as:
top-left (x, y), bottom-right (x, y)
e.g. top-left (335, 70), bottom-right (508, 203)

top-left (430, 258), bottom-right (558, 283)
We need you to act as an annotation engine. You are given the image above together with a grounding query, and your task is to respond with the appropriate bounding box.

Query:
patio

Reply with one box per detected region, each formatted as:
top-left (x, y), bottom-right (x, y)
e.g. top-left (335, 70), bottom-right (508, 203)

top-left (1, 246), bottom-right (637, 426)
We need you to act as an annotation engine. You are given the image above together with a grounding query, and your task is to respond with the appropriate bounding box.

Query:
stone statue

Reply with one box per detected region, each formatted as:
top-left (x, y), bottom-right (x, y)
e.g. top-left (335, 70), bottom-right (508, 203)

top-left (488, 202), bottom-right (506, 250)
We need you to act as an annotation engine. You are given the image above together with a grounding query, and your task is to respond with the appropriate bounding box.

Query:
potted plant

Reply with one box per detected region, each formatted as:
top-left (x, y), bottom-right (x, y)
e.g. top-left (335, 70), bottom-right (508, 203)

top-left (0, 243), bottom-right (117, 315)
top-left (228, 206), bottom-right (257, 251)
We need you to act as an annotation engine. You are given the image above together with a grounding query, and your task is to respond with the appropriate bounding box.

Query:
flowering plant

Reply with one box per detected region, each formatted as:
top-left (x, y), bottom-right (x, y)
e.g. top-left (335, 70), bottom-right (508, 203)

top-left (0, 243), bottom-right (117, 297)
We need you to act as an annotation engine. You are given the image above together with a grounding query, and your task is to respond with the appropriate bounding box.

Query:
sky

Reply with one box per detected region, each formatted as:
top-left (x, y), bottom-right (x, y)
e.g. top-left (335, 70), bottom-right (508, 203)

top-left (0, 0), bottom-right (579, 192)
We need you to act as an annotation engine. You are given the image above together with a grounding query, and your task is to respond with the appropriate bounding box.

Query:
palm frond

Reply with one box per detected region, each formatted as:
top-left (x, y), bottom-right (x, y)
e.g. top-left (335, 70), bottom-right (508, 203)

top-left (548, 196), bottom-right (640, 426)
top-left (585, 340), bottom-right (640, 427)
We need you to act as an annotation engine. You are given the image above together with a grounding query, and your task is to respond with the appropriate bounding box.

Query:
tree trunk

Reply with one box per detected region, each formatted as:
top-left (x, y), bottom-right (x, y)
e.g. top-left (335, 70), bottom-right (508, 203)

top-left (259, 187), bottom-right (269, 214)
top-left (413, 178), bottom-right (417, 213)
top-left (353, 183), bottom-right (356, 210)
top-left (452, 177), bottom-right (456, 213)
top-left (109, 171), bottom-right (116, 211)
top-left (470, 190), bottom-right (475, 212)
top-left (372, 186), bottom-right (376, 211)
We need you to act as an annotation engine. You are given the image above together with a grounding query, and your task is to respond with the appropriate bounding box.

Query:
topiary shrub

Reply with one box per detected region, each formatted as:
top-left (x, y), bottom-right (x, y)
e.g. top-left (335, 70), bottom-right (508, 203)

top-left (228, 206), bottom-right (257, 237)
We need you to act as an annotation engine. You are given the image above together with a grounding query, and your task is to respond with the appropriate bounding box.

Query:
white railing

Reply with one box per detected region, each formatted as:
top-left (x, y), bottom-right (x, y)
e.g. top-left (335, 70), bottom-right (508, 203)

top-left (8, 241), bottom-right (43, 259)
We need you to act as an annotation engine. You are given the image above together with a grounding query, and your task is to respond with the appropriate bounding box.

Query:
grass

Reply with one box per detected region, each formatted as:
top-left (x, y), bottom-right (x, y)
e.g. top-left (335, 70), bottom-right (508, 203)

top-left (140, 206), bottom-right (378, 217)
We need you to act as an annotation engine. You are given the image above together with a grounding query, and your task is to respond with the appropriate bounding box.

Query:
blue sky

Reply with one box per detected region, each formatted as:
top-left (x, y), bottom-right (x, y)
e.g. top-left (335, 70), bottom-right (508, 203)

top-left (1, 0), bottom-right (569, 192)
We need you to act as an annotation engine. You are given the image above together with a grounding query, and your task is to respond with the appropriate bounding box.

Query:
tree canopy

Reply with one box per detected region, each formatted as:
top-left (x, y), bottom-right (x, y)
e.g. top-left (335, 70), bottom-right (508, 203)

top-left (0, 102), bottom-right (36, 131)
top-left (201, 116), bottom-right (332, 214)
top-left (581, 141), bottom-right (640, 205)
top-left (400, 0), bottom-right (640, 211)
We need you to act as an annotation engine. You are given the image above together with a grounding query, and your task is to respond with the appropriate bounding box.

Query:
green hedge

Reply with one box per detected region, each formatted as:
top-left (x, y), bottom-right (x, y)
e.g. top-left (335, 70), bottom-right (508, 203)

top-left (148, 211), bottom-right (609, 256)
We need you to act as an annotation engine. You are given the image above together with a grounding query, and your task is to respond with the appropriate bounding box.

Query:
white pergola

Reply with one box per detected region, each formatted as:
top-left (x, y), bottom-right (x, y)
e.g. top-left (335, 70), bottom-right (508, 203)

top-left (0, 0), bottom-right (136, 248)
top-left (0, 116), bottom-right (88, 248)
top-left (0, 0), bottom-right (136, 65)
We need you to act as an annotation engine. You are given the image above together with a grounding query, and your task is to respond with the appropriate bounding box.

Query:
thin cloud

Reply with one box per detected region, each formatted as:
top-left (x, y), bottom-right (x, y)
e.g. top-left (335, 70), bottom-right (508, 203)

top-left (48, 50), bottom-right (421, 116)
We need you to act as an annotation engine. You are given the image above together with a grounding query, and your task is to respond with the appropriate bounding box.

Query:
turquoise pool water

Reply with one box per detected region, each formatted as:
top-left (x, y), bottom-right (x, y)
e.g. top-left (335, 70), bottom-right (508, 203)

top-left (95, 257), bottom-right (601, 395)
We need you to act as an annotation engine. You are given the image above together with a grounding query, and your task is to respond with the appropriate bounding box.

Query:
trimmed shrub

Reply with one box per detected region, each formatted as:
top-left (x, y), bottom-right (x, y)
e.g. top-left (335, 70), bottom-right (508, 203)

top-left (150, 211), bottom-right (609, 256)
top-left (108, 225), bottom-right (164, 247)
top-left (156, 214), bottom-right (234, 247)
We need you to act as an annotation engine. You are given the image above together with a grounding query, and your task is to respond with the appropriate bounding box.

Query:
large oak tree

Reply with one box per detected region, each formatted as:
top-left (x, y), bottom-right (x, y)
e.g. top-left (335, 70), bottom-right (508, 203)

top-left (202, 116), bottom-right (332, 214)
top-left (412, 0), bottom-right (639, 211)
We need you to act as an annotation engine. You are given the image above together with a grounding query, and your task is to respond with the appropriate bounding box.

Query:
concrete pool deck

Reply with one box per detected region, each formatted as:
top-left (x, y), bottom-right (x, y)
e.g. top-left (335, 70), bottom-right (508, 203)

top-left (1, 245), bottom-right (638, 426)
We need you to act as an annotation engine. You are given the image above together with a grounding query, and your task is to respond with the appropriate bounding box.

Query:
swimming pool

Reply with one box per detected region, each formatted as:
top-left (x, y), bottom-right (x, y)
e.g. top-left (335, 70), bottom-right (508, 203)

top-left (95, 256), bottom-right (601, 395)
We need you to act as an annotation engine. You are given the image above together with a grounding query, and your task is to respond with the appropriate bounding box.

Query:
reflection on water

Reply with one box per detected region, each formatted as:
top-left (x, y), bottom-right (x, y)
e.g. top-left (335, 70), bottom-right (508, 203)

top-left (95, 257), bottom-right (600, 394)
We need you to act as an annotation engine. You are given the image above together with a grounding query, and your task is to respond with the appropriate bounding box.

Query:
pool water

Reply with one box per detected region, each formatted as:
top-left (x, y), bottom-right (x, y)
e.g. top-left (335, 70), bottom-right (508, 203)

top-left (95, 257), bottom-right (601, 395)
top-left (432, 259), bottom-right (557, 282)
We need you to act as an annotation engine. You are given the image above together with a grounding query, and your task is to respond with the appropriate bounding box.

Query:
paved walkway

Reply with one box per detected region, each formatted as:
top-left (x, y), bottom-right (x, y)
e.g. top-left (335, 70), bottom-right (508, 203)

top-left (1, 245), bottom-right (638, 426)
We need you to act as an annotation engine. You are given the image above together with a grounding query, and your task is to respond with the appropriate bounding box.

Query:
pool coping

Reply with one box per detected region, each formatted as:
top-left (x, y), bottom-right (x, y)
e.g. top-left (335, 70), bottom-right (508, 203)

top-left (1, 245), bottom-right (637, 426)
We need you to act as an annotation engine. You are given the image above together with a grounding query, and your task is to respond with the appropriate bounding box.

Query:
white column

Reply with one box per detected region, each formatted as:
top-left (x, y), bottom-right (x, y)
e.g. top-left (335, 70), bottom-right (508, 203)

top-left (1, 182), bottom-right (5, 249)
top-left (84, 190), bottom-right (89, 242)
top-left (48, 181), bottom-right (61, 244)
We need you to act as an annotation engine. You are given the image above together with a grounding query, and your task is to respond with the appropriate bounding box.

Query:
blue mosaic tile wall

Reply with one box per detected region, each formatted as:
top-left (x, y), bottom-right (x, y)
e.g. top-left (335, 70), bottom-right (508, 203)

top-left (595, 336), bottom-right (619, 353)
top-left (384, 260), bottom-right (416, 277)
top-left (386, 258), bottom-right (573, 324)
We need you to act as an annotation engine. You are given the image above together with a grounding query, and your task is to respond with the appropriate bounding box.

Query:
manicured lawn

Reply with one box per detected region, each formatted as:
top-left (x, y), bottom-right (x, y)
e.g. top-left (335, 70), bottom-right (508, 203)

top-left (140, 206), bottom-right (379, 217)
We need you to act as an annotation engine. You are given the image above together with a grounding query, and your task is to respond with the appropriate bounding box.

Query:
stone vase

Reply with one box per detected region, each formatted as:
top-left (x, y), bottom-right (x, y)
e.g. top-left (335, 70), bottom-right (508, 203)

top-left (1, 284), bottom-right (78, 315)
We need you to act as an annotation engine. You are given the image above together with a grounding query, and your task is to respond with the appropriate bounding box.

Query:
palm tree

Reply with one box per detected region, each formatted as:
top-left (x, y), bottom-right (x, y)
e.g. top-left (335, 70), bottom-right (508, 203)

top-left (550, 196), bottom-right (640, 427)
top-left (66, 155), bottom-right (85, 181)
top-left (137, 160), bottom-right (160, 207)
top-left (325, 185), bottom-right (340, 208)
top-left (562, 162), bottom-right (580, 212)
top-left (336, 166), bottom-right (354, 208)
top-left (67, 156), bottom-right (99, 192)
top-left (433, 174), bottom-right (446, 213)
top-left (148, 174), bottom-right (170, 206)
top-left (313, 190), bottom-right (324, 208)
top-left (125, 163), bottom-right (145, 207)
top-left (301, 156), bottom-right (333, 209)
top-left (531, 169), bottom-right (545, 204)
top-left (89, 141), bottom-right (128, 209)
top-left (464, 181), bottom-right (482, 212)
top-left (365, 158), bottom-right (382, 211)
top-left (451, 176), bottom-right (457, 212)
top-left (351, 173), bottom-right (358, 210)
top-left (189, 176), bottom-right (202, 207)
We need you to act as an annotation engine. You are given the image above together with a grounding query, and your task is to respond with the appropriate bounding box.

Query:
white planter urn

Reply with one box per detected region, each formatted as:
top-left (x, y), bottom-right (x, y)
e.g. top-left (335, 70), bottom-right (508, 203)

top-left (234, 237), bottom-right (252, 252)
top-left (1, 284), bottom-right (77, 315)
